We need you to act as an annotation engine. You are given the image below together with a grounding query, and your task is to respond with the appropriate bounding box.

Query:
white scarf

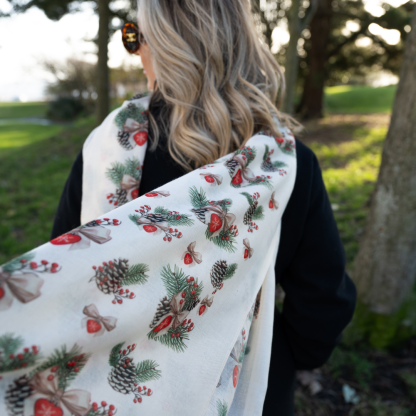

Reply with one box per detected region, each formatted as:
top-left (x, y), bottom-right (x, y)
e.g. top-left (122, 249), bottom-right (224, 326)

top-left (0, 94), bottom-right (297, 416)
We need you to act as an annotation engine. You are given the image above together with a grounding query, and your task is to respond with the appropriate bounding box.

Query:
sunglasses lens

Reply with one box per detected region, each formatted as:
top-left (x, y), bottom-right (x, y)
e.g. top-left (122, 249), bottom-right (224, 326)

top-left (122, 23), bottom-right (140, 53)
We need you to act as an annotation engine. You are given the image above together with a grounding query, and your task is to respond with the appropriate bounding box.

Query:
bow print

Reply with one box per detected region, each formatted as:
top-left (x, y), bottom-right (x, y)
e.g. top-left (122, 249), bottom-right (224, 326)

top-left (153, 293), bottom-right (190, 337)
top-left (229, 154), bottom-right (256, 186)
top-left (123, 118), bottom-right (149, 148)
top-left (203, 205), bottom-right (236, 238)
top-left (243, 238), bottom-right (254, 260)
top-left (182, 241), bottom-right (202, 266)
top-left (198, 295), bottom-right (214, 317)
top-left (0, 267), bottom-right (43, 311)
top-left (28, 369), bottom-right (91, 416)
top-left (269, 191), bottom-right (279, 210)
top-left (135, 216), bottom-right (170, 234)
top-left (82, 304), bottom-right (117, 336)
top-left (200, 172), bottom-right (223, 186)
top-left (120, 174), bottom-right (141, 201)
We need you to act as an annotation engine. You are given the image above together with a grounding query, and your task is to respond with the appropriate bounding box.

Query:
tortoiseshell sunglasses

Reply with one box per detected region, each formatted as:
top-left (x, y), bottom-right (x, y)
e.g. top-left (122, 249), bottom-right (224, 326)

top-left (122, 22), bottom-right (145, 54)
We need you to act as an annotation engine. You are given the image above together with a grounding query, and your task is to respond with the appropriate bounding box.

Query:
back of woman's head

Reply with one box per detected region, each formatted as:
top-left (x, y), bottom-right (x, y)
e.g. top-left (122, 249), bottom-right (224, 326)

top-left (139, 0), bottom-right (292, 170)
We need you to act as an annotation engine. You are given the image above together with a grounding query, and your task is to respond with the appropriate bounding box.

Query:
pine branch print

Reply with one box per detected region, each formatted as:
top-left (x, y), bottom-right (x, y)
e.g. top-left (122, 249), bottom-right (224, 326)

top-left (241, 192), bottom-right (254, 206)
top-left (2, 253), bottom-right (35, 273)
top-left (224, 263), bottom-right (238, 281)
top-left (189, 186), bottom-right (209, 209)
top-left (121, 264), bottom-right (150, 287)
top-left (252, 205), bottom-right (265, 221)
top-left (235, 146), bottom-right (256, 166)
top-left (106, 162), bottom-right (125, 186)
top-left (29, 344), bottom-right (90, 390)
top-left (135, 360), bottom-right (161, 383)
top-left (0, 333), bottom-right (23, 357)
top-left (109, 342), bottom-right (125, 367)
top-left (216, 399), bottom-right (229, 416)
top-left (115, 102), bottom-right (146, 131)
top-left (160, 265), bottom-right (188, 299)
top-left (0, 334), bottom-right (40, 373)
top-left (205, 228), bottom-right (237, 253)
top-left (148, 329), bottom-right (189, 353)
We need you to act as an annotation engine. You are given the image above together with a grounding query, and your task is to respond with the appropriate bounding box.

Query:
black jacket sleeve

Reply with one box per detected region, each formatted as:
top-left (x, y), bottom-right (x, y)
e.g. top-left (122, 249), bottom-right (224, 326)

top-left (275, 140), bottom-right (357, 370)
top-left (50, 150), bottom-right (83, 239)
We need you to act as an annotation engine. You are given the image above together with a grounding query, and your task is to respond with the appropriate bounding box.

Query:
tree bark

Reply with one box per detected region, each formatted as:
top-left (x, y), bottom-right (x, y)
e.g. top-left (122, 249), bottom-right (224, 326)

top-left (281, 0), bottom-right (302, 115)
top-left (297, 0), bottom-right (332, 119)
top-left (348, 4), bottom-right (416, 348)
top-left (97, 0), bottom-right (110, 124)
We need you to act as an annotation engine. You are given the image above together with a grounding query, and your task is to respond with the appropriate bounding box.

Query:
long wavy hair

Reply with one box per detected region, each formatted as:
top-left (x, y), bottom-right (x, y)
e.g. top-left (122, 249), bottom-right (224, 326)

top-left (138, 0), bottom-right (295, 171)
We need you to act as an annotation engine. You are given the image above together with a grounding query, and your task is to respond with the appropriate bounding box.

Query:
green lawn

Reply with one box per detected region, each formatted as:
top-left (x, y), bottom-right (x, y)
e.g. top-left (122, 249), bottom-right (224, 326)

top-left (0, 118), bottom-right (95, 264)
top-left (0, 87), bottom-right (392, 264)
top-left (0, 101), bottom-right (48, 119)
top-left (325, 85), bottom-right (396, 114)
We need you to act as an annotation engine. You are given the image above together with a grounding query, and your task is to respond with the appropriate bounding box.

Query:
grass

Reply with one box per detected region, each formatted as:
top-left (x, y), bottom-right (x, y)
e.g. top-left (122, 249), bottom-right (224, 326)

top-left (307, 126), bottom-right (386, 268)
top-left (0, 117), bottom-right (95, 264)
top-left (325, 85), bottom-right (396, 114)
top-left (0, 101), bottom-right (48, 119)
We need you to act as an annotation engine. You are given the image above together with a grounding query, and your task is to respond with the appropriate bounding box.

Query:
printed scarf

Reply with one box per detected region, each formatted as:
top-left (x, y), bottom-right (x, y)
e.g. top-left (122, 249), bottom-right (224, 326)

top-left (0, 94), bottom-right (297, 416)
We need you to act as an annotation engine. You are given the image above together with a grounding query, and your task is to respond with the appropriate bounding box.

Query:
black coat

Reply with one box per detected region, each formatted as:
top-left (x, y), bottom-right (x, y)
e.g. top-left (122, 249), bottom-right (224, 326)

top-left (51, 104), bottom-right (356, 415)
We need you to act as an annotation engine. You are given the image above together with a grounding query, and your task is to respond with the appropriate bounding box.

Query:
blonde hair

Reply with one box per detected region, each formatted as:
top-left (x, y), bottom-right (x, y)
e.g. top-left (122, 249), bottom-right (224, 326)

top-left (139, 0), bottom-right (294, 171)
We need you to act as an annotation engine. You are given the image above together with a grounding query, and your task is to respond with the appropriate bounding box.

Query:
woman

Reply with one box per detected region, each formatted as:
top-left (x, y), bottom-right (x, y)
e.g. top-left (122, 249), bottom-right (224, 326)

top-left (2, 1), bottom-right (355, 415)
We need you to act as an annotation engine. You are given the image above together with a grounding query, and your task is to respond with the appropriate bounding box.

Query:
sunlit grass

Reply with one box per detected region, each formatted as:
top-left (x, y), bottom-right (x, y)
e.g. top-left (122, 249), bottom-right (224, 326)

top-left (325, 85), bottom-right (396, 114)
top-left (0, 102), bottom-right (48, 119)
top-left (0, 124), bottom-right (63, 149)
top-left (308, 127), bottom-right (387, 268)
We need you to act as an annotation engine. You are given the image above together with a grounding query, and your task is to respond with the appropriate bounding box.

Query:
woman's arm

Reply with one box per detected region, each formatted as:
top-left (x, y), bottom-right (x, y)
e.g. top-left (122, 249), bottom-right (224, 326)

top-left (50, 150), bottom-right (83, 239)
top-left (275, 140), bottom-right (357, 370)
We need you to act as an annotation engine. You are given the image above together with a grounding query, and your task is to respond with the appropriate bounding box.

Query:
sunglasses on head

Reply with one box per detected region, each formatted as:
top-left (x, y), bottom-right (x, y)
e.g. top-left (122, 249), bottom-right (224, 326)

top-left (122, 22), bottom-right (145, 54)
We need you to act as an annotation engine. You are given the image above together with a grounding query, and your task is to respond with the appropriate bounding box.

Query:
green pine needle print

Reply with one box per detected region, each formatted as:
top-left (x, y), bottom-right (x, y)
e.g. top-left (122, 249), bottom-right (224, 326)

top-left (109, 342), bottom-right (125, 367)
top-left (252, 205), bottom-right (265, 221)
top-left (2, 253), bottom-right (36, 273)
top-left (231, 176), bottom-right (273, 190)
top-left (205, 228), bottom-right (237, 253)
top-left (216, 400), bottom-right (229, 416)
top-left (160, 264), bottom-right (188, 299)
top-left (153, 207), bottom-right (194, 227)
top-left (241, 192), bottom-right (254, 206)
top-left (189, 186), bottom-right (209, 209)
top-left (0, 334), bottom-right (41, 373)
top-left (106, 157), bottom-right (142, 186)
top-left (147, 327), bottom-right (190, 353)
top-left (224, 263), bottom-right (238, 281)
top-left (234, 146), bottom-right (256, 166)
top-left (115, 102), bottom-right (146, 131)
top-left (29, 344), bottom-right (90, 390)
top-left (277, 139), bottom-right (296, 156)
top-left (121, 264), bottom-right (150, 287)
top-left (135, 359), bottom-right (161, 383)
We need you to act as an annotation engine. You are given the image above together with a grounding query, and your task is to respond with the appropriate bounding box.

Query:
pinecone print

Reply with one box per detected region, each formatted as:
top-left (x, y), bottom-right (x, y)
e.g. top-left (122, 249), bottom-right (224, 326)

top-left (225, 158), bottom-right (239, 177)
top-left (116, 189), bottom-right (128, 206)
top-left (149, 296), bottom-right (171, 329)
top-left (210, 260), bottom-right (228, 290)
top-left (109, 356), bottom-right (137, 394)
top-left (185, 297), bottom-right (200, 312)
top-left (117, 130), bottom-right (134, 150)
top-left (191, 207), bottom-right (208, 224)
top-left (5, 375), bottom-right (33, 416)
top-left (92, 259), bottom-right (129, 295)
top-left (243, 200), bottom-right (258, 225)
top-left (261, 159), bottom-right (276, 172)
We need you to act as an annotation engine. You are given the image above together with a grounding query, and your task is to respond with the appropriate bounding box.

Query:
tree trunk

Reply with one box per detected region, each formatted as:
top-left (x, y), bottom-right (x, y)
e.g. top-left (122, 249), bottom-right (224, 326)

top-left (97, 0), bottom-right (110, 124)
top-left (281, 0), bottom-right (302, 115)
top-left (297, 0), bottom-right (332, 119)
top-left (346, 4), bottom-right (416, 349)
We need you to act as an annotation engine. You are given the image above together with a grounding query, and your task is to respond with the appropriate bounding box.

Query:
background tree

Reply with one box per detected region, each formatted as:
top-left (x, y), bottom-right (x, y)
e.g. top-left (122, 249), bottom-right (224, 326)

top-left (7, 0), bottom-right (137, 124)
top-left (345, 3), bottom-right (416, 350)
